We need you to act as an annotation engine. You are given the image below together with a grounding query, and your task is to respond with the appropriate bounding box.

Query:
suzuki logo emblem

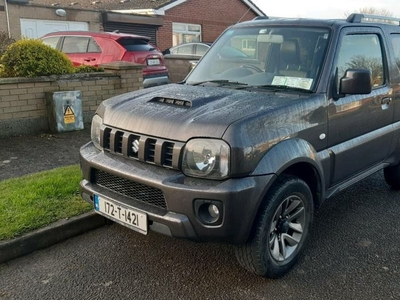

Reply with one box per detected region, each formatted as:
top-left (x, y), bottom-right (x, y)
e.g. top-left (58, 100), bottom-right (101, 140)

top-left (132, 139), bottom-right (139, 153)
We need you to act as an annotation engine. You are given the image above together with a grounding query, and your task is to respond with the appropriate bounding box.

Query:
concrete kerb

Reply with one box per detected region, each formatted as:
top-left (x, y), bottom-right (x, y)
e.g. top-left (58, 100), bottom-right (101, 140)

top-left (0, 211), bottom-right (106, 264)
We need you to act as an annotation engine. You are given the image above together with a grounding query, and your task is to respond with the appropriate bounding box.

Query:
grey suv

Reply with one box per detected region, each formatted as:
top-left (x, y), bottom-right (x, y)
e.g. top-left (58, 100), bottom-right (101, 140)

top-left (80, 13), bottom-right (400, 278)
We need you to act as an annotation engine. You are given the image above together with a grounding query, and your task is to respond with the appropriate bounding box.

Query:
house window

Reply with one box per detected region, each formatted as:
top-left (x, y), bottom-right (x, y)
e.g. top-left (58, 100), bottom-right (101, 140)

top-left (172, 23), bottom-right (201, 46)
top-left (241, 39), bottom-right (256, 50)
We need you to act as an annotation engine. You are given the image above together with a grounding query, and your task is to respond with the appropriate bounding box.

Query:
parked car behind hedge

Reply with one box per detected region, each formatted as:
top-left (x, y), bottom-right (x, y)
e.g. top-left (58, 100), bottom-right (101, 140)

top-left (41, 31), bottom-right (169, 88)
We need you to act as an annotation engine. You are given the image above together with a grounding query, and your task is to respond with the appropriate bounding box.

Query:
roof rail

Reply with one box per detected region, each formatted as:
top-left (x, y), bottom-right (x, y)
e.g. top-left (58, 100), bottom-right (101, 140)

top-left (253, 16), bottom-right (269, 21)
top-left (346, 13), bottom-right (400, 25)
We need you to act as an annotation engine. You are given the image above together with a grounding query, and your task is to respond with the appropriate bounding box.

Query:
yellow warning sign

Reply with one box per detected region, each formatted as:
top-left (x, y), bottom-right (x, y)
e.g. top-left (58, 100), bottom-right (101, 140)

top-left (64, 105), bottom-right (75, 124)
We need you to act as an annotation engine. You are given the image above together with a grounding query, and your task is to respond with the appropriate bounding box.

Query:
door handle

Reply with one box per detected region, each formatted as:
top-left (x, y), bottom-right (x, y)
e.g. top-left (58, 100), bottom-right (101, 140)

top-left (381, 97), bottom-right (392, 110)
top-left (84, 58), bottom-right (96, 62)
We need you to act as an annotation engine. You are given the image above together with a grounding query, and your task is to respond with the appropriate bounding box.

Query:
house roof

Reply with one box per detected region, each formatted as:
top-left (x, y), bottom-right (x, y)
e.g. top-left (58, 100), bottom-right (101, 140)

top-left (28, 0), bottom-right (177, 10)
top-left (28, 0), bottom-right (265, 16)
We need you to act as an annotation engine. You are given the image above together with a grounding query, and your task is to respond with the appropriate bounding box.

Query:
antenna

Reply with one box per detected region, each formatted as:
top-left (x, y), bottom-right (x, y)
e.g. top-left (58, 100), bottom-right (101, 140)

top-left (236, 7), bottom-right (252, 23)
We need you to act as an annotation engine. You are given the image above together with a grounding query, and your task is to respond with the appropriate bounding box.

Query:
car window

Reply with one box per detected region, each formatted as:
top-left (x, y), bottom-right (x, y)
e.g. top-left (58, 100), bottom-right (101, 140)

top-left (336, 34), bottom-right (384, 88)
top-left (390, 34), bottom-right (400, 72)
top-left (186, 26), bottom-right (330, 91)
top-left (42, 37), bottom-right (60, 49)
top-left (62, 36), bottom-right (90, 53)
top-left (175, 44), bottom-right (193, 54)
top-left (196, 44), bottom-right (209, 56)
top-left (118, 38), bottom-right (154, 51)
top-left (219, 46), bottom-right (248, 58)
top-left (87, 38), bottom-right (101, 53)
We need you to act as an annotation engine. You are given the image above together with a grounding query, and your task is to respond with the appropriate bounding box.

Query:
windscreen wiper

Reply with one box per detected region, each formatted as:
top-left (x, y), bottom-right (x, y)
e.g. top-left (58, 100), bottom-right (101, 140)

top-left (242, 84), bottom-right (313, 93)
top-left (190, 80), bottom-right (248, 87)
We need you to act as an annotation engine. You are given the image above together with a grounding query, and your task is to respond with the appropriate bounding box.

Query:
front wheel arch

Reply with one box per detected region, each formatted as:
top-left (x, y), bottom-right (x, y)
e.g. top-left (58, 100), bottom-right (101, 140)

top-left (282, 162), bottom-right (323, 210)
top-left (250, 138), bottom-right (326, 207)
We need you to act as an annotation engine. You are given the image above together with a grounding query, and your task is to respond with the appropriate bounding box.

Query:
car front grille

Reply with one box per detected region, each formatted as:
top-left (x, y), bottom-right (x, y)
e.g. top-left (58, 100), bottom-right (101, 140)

top-left (93, 169), bottom-right (167, 210)
top-left (101, 126), bottom-right (184, 169)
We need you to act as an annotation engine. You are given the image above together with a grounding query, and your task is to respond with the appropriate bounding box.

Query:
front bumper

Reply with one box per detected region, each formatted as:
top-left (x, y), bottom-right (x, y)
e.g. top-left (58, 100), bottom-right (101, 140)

top-left (80, 142), bottom-right (275, 243)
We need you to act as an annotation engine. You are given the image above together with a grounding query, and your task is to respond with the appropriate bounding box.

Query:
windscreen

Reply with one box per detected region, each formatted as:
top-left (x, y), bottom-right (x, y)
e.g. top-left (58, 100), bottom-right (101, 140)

top-left (186, 26), bottom-right (330, 91)
top-left (118, 38), bottom-right (155, 51)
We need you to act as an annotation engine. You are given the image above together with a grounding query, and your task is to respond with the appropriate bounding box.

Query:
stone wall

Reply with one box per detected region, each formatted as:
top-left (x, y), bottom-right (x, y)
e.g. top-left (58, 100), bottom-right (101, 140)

top-left (0, 62), bottom-right (143, 137)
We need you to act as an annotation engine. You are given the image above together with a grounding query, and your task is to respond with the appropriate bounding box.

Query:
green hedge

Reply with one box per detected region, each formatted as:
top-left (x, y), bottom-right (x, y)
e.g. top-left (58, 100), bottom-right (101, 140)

top-left (0, 39), bottom-right (75, 77)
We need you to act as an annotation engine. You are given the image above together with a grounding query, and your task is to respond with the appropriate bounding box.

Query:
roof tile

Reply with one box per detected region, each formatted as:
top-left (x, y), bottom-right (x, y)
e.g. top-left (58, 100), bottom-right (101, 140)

top-left (29, 0), bottom-right (176, 10)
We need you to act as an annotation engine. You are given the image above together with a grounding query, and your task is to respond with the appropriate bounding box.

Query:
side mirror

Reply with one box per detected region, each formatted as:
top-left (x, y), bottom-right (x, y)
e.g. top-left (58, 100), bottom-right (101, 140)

top-left (339, 69), bottom-right (372, 95)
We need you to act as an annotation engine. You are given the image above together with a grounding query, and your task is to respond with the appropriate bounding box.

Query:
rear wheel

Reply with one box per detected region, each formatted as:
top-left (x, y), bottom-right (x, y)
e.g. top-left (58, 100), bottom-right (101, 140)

top-left (235, 175), bottom-right (313, 278)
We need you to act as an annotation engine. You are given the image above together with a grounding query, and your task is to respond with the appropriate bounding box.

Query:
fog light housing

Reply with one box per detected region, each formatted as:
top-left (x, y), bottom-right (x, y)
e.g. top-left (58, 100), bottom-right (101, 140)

top-left (208, 204), bottom-right (220, 218)
top-left (194, 200), bottom-right (223, 225)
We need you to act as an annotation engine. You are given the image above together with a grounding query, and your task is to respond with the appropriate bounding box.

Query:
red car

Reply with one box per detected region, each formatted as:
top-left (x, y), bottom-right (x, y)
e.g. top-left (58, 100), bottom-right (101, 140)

top-left (41, 31), bottom-right (169, 88)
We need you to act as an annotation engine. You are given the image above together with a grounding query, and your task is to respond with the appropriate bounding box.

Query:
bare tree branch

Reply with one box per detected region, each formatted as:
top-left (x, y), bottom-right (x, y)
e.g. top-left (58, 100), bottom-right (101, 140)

top-left (344, 7), bottom-right (393, 18)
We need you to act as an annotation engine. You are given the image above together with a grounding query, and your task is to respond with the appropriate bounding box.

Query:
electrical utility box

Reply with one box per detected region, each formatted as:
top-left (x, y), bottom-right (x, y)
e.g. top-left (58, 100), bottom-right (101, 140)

top-left (46, 91), bottom-right (84, 133)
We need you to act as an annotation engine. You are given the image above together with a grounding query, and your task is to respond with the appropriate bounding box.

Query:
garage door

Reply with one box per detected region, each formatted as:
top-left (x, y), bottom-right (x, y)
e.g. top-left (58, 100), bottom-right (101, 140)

top-left (20, 19), bottom-right (89, 39)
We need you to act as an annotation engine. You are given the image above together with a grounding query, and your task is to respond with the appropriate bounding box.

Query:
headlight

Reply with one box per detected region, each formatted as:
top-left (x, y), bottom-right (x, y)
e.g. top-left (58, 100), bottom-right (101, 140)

top-left (91, 114), bottom-right (103, 149)
top-left (182, 139), bottom-right (230, 179)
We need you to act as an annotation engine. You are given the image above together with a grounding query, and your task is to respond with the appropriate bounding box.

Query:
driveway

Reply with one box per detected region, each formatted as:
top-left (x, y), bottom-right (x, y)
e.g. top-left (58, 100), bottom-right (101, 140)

top-left (0, 172), bottom-right (399, 300)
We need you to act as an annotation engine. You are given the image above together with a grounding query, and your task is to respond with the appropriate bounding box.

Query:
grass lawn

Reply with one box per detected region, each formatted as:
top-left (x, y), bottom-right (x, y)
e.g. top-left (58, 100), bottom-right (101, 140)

top-left (0, 165), bottom-right (92, 241)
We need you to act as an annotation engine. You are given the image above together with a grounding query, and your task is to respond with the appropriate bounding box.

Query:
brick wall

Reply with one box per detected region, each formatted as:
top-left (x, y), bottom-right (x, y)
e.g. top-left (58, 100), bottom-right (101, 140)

top-left (157, 0), bottom-right (258, 51)
top-left (0, 62), bottom-right (143, 137)
top-left (164, 55), bottom-right (198, 83)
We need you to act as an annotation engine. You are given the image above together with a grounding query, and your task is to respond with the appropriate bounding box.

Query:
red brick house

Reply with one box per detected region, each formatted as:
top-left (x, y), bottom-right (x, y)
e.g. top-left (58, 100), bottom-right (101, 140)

top-left (0, 0), bottom-right (264, 51)
top-left (139, 0), bottom-right (264, 51)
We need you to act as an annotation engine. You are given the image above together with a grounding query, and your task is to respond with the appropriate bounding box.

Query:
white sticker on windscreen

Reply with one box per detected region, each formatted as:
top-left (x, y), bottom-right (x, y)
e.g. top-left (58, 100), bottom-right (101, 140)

top-left (272, 76), bottom-right (313, 90)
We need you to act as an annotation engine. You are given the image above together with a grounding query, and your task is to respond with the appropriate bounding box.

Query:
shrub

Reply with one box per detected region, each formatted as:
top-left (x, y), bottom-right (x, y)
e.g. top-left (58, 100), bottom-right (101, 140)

top-left (0, 31), bottom-right (14, 57)
top-left (0, 39), bottom-right (75, 78)
top-left (74, 65), bottom-right (104, 73)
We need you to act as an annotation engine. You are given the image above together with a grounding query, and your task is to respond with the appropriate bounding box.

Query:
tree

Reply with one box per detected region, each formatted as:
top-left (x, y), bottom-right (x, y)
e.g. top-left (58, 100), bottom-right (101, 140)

top-left (345, 55), bottom-right (383, 86)
top-left (0, 31), bottom-right (14, 57)
top-left (355, 7), bottom-right (393, 17)
top-left (344, 7), bottom-right (396, 23)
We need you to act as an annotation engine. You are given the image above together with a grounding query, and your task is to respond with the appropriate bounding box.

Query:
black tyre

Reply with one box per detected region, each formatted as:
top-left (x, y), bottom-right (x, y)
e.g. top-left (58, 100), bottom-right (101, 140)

top-left (235, 175), bottom-right (313, 278)
top-left (384, 163), bottom-right (400, 189)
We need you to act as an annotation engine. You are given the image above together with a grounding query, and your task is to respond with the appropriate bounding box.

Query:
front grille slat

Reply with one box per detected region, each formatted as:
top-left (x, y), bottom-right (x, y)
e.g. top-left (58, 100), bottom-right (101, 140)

top-left (145, 139), bottom-right (157, 163)
top-left (94, 169), bottom-right (167, 209)
top-left (114, 131), bottom-right (124, 153)
top-left (100, 126), bottom-right (183, 170)
top-left (162, 142), bottom-right (174, 167)
top-left (103, 128), bottom-right (112, 150)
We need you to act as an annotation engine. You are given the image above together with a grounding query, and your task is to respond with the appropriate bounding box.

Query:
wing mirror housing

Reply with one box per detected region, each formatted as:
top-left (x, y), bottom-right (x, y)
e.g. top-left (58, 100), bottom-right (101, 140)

top-left (337, 69), bottom-right (372, 98)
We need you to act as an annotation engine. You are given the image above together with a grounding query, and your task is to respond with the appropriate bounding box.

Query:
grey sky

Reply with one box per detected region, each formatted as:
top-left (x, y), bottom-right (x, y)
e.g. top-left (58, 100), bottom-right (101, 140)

top-left (252, 0), bottom-right (400, 19)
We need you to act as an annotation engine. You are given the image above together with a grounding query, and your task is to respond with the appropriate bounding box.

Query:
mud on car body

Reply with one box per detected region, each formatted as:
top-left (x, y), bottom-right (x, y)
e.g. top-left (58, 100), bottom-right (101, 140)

top-left (80, 13), bottom-right (400, 278)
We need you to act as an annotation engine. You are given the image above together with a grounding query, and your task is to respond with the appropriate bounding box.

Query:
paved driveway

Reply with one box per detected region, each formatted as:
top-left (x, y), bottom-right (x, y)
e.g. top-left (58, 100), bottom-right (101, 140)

top-left (0, 172), bottom-right (399, 300)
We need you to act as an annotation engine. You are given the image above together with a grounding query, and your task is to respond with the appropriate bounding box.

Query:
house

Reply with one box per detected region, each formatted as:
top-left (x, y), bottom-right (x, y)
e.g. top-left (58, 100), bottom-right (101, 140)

top-left (0, 0), bottom-right (264, 51)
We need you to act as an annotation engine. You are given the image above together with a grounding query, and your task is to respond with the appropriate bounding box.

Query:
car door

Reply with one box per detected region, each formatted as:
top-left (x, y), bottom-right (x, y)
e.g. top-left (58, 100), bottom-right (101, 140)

top-left (327, 28), bottom-right (394, 185)
top-left (60, 36), bottom-right (101, 66)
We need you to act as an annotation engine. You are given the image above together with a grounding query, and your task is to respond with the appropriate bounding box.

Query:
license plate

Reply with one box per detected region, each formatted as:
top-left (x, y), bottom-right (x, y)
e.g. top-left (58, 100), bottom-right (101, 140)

top-left (147, 58), bottom-right (160, 66)
top-left (94, 195), bottom-right (147, 234)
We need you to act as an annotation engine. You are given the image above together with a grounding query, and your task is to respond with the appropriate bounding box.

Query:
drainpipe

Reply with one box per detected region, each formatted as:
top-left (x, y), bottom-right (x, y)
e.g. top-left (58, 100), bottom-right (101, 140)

top-left (4, 0), bottom-right (11, 38)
